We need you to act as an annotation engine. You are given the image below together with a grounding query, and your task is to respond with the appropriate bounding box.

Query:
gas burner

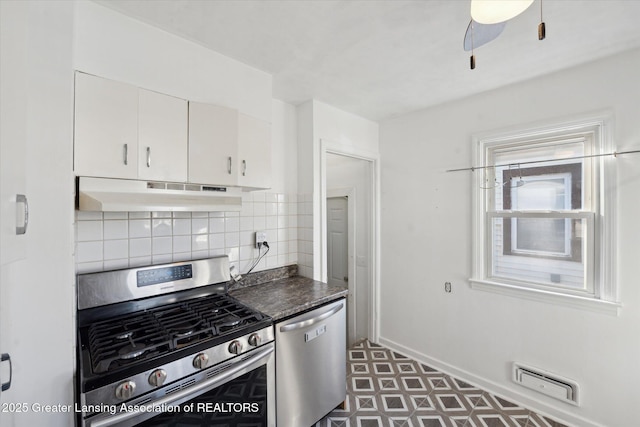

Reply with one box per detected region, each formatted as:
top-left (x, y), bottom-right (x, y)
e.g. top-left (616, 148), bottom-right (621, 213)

top-left (116, 331), bottom-right (134, 340)
top-left (118, 343), bottom-right (147, 360)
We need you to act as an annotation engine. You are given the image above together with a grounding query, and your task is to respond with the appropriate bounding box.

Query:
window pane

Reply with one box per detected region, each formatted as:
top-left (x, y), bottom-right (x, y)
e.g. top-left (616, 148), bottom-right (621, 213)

top-left (491, 217), bottom-right (587, 291)
top-left (514, 218), bottom-right (567, 254)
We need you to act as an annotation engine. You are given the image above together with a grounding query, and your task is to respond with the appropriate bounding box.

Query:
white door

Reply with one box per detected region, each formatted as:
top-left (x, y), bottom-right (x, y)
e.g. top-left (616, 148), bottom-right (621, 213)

top-left (327, 197), bottom-right (354, 344)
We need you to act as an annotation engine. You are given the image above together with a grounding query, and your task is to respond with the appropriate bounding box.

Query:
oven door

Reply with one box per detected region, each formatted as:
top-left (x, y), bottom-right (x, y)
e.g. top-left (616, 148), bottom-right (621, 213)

top-left (85, 343), bottom-right (275, 427)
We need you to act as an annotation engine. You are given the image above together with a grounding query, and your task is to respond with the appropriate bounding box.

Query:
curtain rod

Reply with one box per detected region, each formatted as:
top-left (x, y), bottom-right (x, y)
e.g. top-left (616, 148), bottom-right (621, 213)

top-left (445, 149), bottom-right (640, 173)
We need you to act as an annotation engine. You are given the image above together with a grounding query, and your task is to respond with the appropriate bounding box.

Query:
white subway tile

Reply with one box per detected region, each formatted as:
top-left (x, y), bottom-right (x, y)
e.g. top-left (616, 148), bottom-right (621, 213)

top-left (129, 238), bottom-right (151, 258)
top-left (288, 215), bottom-right (298, 228)
top-left (240, 231), bottom-right (254, 246)
top-left (173, 218), bottom-right (191, 236)
top-left (253, 202), bottom-right (266, 216)
top-left (277, 193), bottom-right (287, 203)
top-left (277, 203), bottom-right (288, 216)
top-left (152, 219), bottom-right (172, 237)
top-left (128, 212), bottom-right (150, 219)
top-left (77, 221), bottom-right (103, 242)
top-left (277, 216), bottom-right (288, 229)
top-left (225, 217), bottom-right (240, 233)
top-left (239, 245), bottom-right (254, 261)
top-left (76, 211), bottom-right (102, 221)
top-left (76, 261), bottom-right (103, 274)
top-left (172, 235), bottom-right (191, 253)
top-left (240, 216), bottom-right (254, 232)
top-left (209, 217), bottom-right (225, 234)
top-left (152, 236), bottom-right (172, 255)
top-left (192, 234), bottom-right (208, 252)
top-left (209, 248), bottom-right (226, 257)
top-left (278, 228), bottom-right (288, 242)
top-left (192, 218), bottom-right (209, 235)
top-left (288, 203), bottom-right (298, 215)
top-left (240, 201), bottom-right (253, 217)
top-left (104, 220), bottom-right (128, 240)
top-left (173, 211), bottom-right (191, 219)
top-left (76, 241), bottom-right (103, 263)
top-left (153, 254), bottom-right (173, 264)
top-left (266, 216), bottom-right (277, 230)
top-left (191, 212), bottom-right (208, 218)
top-left (104, 212), bottom-right (128, 220)
top-left (227, 247), bottom-right (239, 262)
top-left (224, 211), bottom-right (239, 217)
top-left (225, 232), bottom-right (240, 248)
top-left (152, 211), bottom-right (172, 219)
top-left (209, 233), bottom-right (225, 250)
top-left (253, 216), bottom-right (266, 230)
top-left (265, 202), bottom-right (278, 216)
top-left (209, 211), bottom-right (224, 218)
top-left (264, 192), bottom-right (277, 203)
top-left (104, 239), bottom-right (128, 260)
top-left (129, 219), bottom-right (151, 238)
top-left (104, 259), bottom-right (129, 270)
top-left (173, 253), bottom-right (192, 263)
top-left (192, 250), bottom-right (209, 260)
top-left (129, 256), bottom-right (152, 267)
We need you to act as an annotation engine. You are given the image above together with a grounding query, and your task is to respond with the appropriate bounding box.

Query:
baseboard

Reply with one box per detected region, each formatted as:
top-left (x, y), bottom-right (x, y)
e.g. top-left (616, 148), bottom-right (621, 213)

top-left (377, 336), bottom-right (605, 427)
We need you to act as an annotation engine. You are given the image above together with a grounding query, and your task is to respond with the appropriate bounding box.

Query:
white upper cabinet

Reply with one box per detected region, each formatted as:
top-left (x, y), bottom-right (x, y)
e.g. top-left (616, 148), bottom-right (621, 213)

top-left (237, 113), bottom-right (271, 190)
top-left (74, 72), bottom-right (138, 179)
top-left (74, 73), bottom-right (269, 190)
top-left (188, 102), bottom-right (238, 186)
top-left (138, 89), bottom-right (188, 182)
top-left (74, 73), bottom-right (188, 183)
top-left (188, 103), bottom-right (271, 190)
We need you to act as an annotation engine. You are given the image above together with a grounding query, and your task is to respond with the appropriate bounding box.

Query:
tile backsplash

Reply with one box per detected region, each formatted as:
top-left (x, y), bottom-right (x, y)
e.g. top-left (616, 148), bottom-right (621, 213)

top-left (75, 192), bottom-right (304, 276)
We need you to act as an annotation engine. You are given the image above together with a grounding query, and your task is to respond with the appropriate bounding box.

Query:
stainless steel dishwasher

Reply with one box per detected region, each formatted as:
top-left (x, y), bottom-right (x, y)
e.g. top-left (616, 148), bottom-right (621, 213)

top-left (275, 298), bottom-right (346, 427)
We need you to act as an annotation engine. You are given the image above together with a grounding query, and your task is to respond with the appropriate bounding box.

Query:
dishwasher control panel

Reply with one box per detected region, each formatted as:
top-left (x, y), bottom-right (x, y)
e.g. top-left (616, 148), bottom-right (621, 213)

top-left (304, 324), bottom-right (327, 342)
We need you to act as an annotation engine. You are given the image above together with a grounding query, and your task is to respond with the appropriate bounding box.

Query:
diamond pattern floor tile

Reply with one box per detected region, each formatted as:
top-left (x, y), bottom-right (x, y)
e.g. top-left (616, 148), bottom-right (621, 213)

top-left (316, 340), bottom-right (570, 427)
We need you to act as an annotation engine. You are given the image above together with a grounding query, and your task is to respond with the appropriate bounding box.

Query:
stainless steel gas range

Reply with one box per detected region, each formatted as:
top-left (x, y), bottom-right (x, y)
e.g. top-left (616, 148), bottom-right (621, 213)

top-left (75, 256), bottom-right (275, 427)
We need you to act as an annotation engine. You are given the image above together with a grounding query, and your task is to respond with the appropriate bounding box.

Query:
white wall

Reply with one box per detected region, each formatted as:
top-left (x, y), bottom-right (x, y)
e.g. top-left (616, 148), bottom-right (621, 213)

top-left (379, 48), bottom-right (640, 427)
top-left (0, 1), bottom-right (76, 426)
top-left (74, 1), bottom-right (272, 122)
top-left (296, 100), bottom-right (379, 279)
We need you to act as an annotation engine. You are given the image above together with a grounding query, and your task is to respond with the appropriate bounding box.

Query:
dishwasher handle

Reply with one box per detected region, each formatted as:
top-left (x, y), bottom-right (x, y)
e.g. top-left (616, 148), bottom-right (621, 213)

top-left (279, 302), bottom-right (343, 333)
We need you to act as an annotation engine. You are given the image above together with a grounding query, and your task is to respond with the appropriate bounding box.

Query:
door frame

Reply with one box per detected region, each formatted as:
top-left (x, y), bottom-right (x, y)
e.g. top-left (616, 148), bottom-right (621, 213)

top-left (319, 139), bottom-right (380, 343)
top-left (326, 189), bottom-right (356, 345)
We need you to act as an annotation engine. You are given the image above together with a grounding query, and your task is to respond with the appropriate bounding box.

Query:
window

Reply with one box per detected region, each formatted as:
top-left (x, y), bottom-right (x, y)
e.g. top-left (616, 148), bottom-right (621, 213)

top-left (471, 115), bottom-right (618, 312)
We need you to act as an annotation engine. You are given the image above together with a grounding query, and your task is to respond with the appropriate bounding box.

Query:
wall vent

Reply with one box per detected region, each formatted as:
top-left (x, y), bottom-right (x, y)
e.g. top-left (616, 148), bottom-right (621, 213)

top-left (513, 363), bottom-right (579, 406)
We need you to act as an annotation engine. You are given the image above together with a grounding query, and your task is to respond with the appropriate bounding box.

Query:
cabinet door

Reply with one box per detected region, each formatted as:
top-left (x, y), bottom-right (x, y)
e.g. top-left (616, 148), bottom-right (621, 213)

top-left (237, 113), bottom-right (271, 189)
top-left (138, 89), bottom-right (188, 182)
top-left (188, 102), bottom-right (238, 186)
top-left (74, 72), bottom-right (138, 179)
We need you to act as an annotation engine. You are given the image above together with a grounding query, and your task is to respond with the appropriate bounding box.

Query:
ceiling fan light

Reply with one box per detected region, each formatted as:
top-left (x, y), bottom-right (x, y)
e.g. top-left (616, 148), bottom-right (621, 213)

top-left (471, 0), bottom-right (535, 24)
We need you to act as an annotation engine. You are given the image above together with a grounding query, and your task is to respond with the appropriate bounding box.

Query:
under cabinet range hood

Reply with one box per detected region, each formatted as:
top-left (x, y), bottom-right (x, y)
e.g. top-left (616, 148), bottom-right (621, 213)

top-left (76, 177), bottom-right (243, 212)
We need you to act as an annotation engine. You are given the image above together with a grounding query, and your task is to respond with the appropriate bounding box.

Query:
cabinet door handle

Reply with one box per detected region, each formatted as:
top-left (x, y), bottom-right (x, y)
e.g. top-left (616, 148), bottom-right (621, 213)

top-left (227, 157), bottom-right (232, 175)
top-left (1, 353), bottom-right (12, 392)
top-left (242, 160), bottom-right (247, 176)
top-left (15, 194), bottom-right (28, 235)
top-left (123, 143), bottom-right (128, 165)
top-left (146, 147), bottom-right (151, 168)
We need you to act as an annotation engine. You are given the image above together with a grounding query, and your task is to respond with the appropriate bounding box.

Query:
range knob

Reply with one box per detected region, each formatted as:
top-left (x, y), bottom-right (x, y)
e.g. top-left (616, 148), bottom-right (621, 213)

top-left (228, 340), bottom-right (243, 355)
top-left (115, 380), bottom-right (136, 400)
top-left (248, 333), bottom-right (261, 347)
top-left (193, 353), bottom-right (209, 369)
top-left (148, 369), bottom-right (167, 387)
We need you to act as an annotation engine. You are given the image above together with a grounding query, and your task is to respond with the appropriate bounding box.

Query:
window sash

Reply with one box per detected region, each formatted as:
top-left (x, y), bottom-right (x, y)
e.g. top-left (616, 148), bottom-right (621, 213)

top-left (486, 211), bottom-right (595, 297)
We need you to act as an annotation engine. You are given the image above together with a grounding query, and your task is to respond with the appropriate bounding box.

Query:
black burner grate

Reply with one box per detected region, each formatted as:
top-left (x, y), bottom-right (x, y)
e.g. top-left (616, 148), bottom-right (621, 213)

top-left (86, 293), bottom-right (265, 374)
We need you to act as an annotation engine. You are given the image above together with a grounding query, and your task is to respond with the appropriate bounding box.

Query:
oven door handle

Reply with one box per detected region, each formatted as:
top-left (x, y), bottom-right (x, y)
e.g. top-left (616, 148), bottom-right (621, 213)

top-left (89, 343), bottom-right (274, 427)
top-left (279, 302), bottom-right (343, 333)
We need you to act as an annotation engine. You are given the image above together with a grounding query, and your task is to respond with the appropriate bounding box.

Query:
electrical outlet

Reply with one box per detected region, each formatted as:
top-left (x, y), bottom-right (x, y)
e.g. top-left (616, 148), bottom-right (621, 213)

top-left (255, 231), bottom-right (267, 248)
top-left (444, 282), bottom-right (452, 293)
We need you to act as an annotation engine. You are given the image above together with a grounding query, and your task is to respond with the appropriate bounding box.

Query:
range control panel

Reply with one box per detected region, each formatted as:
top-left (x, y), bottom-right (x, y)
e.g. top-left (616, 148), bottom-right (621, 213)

top-left (137, 264), bottom-right (193, 287)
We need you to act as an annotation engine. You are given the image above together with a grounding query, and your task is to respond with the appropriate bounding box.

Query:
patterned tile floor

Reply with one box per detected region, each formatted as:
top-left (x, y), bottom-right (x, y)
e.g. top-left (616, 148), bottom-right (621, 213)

top-left (315, 340), bottom-right (569, 427)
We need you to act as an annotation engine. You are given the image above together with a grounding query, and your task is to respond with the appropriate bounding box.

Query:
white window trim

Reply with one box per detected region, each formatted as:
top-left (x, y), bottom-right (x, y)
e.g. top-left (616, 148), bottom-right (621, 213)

top-left (470, 113), bottom-right (620, 315)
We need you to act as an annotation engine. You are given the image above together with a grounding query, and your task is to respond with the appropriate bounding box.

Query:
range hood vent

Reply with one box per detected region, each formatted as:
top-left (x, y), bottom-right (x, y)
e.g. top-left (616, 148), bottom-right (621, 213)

top-left (77, 177), bottom-right (242, 212)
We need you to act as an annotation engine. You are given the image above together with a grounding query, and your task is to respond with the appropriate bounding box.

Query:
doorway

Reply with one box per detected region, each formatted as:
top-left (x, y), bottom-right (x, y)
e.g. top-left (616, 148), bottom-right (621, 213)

top-left (325, 152), bottom-right (374, 346)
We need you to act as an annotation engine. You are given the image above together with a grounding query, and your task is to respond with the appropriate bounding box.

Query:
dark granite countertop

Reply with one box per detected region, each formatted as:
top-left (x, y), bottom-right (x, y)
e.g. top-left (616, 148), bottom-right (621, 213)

top-left (229, 276), bottom-right (348, 321)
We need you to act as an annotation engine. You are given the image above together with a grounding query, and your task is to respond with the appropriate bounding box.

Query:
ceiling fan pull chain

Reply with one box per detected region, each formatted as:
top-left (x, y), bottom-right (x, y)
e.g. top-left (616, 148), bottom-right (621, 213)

top-left (538, 0), bottom-right (546, 40)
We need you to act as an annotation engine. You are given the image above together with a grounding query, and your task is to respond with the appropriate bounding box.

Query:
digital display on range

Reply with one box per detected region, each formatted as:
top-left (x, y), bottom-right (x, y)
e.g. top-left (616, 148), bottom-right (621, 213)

top-left (136, 265), bottom-right (193, 287)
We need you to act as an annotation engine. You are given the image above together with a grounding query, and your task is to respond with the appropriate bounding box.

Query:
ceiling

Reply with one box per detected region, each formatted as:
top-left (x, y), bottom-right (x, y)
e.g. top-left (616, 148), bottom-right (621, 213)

top-left (96, 0), bottom-right (640, 121)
